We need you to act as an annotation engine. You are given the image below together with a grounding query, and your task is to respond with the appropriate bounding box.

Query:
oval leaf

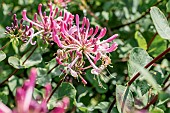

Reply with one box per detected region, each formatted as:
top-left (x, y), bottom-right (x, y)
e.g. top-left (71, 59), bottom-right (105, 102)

top-left (150, 6), bottom-right (170, 40)
top-left (0, 50), bottom-right (6, 62)
top-left (116, 85), bottom-right (134, 113)
top-left (128, 47), bottom-right (153, 78)
top-left (134, 31), bottom-right (147, 50)
top-left (20, 52), bottom-right (42, 68)
top-left (8, 56), bottom-right (24, 69)
top-left (36, 68), bottom-right (51, 86)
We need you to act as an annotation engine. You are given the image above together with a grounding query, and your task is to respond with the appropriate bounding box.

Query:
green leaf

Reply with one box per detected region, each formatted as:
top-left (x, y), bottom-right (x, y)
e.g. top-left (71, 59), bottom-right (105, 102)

top-left (0, 25), bottom-right (6, 38)
top-left (75, 102), bottom-right (90, 112)
top-left (102, 11), bottom-right (109, 20)
top-left (0, 92), bottom-right (8, 104)
top-left (157, 92), bottom-right (170, 106)
top-left (55, 82), bottom-right (76, 100)
top-left (0, 69), bottom-right (12, 83)
top-left (48, 82), bottom-right (76, 109)
top-left (150, 107), bottom-right (164, 113)
top-left (116, 85), bottom-right (134, 113)
top-left (8, 56), bottom-right (25, 69)
top-left (20, 52), bottom-right (42, 68)
top-left (20, 43), bottom-right (29, 52)
top-left (150, 6), bottom-right (170, 40)
top-left (0, 50), bottom-right (6, 62)
top-left (8, 76), bottom-right (23, 95)
top-left (128, 47), bottom-right (153, 78)
top-left (136, 80), bottom-right (150, 96)
top-left (18, 0), bottom-right (34, 5)
top-left (166, 0), bottom-right (170, 12)
top-left (8, 52), bottom-right (42, 69)
top-left (148, 35), bottom-right (167, 57)
top-left (129, 61), bottom-right (160, 92)
top-left (94, 102), bottom-right (109, 112)
top-left (48, 58), bottom-right (63, 77)
top-left (36, 68), bottom-right (51, 86)
top-left (151, 71), bottom-right (164, 85)
top-left (134, 31), bottom-right (147, 50)
top-left (11, 38), bottom-right (19, 54)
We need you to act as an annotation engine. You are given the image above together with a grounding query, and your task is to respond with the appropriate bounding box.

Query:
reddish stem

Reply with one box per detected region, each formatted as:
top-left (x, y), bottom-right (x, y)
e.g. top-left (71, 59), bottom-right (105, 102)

top-left (128, 47), bottom-right (170, 86)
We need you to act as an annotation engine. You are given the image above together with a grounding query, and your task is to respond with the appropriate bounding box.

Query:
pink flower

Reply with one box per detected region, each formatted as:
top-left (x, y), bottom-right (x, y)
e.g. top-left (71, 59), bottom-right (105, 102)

top-left (22, 3), bottom-right (74, 45)
top-left (51, 97), bottom-right (70, 113)
top-left (54, 14), bottom-right (118, 85)
top-left (0, 68), bottom-right (69, 113)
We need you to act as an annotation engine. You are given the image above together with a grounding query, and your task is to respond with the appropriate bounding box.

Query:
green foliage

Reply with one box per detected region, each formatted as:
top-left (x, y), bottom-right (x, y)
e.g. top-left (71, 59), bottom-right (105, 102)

top-left (0, 0), bottom-right (170, 113)
top-left (8, 51), bottom-right (42, 69)
top-left (116, 85), bottom-right (134, 113)
top-left (48, 82), bottom-right (76, 109)
top-left (128, 47), bottom-right (153, 78)
top-left (150, 6), bottom-right (170, 40)
top-left (0, 50), bottom-right (6, 62)
top-left (148, 35), bottom-right (167, 57)
top-left (36, 68), bottom-right (51, 86)
top-left (134, 31), bottom-right (147, 50)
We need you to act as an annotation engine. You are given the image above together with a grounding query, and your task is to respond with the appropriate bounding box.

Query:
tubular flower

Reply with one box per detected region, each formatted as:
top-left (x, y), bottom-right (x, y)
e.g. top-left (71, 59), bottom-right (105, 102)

top-left (5, 14), bottom-right (31, 42)
top-left (54, 14), bottom-right (118, 85)
top-left (22, 3), bottom-right (74, 45)
top-left (0, 68), bottom-right (69, 113)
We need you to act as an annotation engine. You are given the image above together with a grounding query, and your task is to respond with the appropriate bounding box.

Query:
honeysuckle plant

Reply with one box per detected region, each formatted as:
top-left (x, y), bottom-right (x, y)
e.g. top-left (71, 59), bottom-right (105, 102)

top-left (0, 0), bottom-right (170, 113)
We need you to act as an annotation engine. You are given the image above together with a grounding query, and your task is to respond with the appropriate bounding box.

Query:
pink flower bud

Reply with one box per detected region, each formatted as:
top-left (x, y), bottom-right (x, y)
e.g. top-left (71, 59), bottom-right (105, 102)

top-left (22, 10), bottom-right (28, 21)
top-left (106, 42), bottom-right (118, 52)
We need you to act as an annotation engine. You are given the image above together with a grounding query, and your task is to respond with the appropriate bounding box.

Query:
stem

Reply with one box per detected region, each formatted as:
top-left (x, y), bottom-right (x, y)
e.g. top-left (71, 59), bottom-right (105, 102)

top-left (142, 95), bottom-right (158, 109)
top-left (0, 41), bottom-right (10, 51)
top-left (147, 32), bottom-right (158, 49)
top-left (163, 83), bottom-right (170, 91)
top-left (107, 47), bottom-right (170, 112)
top-left (128, 47), bottom-right (170, 86)
top-left (0, 69), bottom-right (18, 87)
top-left (142, 82), bottom-right (170, 110)
top-left (46, 75), bottom-right (66, 103)
top-left (112, 0), bottom-right (163, 30)
top-left (163, 74), bottom-right (170, 85)
top-left (107, 97), bottom-right (116, 113)
top-left (22, 44), bottom-right (38, 65)
top-left (47, 64), bottom-right (59, 74)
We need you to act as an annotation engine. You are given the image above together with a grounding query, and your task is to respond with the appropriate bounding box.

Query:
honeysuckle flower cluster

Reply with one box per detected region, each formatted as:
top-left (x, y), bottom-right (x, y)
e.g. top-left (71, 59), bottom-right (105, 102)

top-left (0, 68), bottom-right (69, 113)
top-left (55, 15), bottom-right (118, 85)
top-left (5, 14), bottom-right (30, 42)
top-left (6, 2), bottom-right (118, 85)
top-left (22, 3), bottom-right (74, 45)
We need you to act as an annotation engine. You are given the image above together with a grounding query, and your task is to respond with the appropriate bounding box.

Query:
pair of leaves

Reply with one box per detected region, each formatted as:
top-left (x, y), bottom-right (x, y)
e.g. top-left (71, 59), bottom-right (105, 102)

top-left (8, 52), bottom-right (42, 69)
